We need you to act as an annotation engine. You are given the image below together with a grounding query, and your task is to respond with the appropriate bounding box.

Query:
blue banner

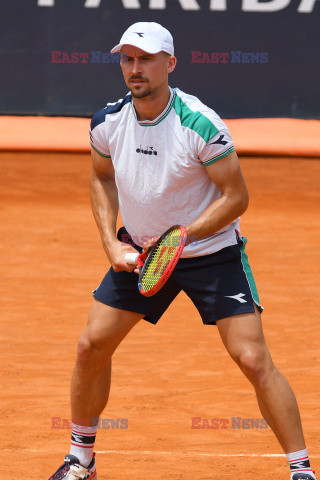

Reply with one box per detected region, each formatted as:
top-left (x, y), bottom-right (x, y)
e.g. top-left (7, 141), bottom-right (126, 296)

top-left (0, 1), bottom-right (319, 118)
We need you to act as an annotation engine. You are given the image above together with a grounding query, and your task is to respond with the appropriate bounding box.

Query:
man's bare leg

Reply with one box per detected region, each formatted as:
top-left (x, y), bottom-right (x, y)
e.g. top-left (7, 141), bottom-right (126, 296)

top-left (71, 299), bottom-right (143, 425)
top-left (216, 306), bottom-right (305, 453)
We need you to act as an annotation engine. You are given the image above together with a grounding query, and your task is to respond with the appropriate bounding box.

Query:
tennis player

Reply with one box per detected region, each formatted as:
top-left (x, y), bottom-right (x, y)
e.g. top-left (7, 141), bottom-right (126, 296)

top-left (48, 22), bottom-right (317, 480)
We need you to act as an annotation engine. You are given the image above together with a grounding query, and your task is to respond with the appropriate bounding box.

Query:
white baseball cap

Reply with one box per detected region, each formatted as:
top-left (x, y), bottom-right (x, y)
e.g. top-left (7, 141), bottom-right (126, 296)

top-left (110, 22), bottom-right (174, 56)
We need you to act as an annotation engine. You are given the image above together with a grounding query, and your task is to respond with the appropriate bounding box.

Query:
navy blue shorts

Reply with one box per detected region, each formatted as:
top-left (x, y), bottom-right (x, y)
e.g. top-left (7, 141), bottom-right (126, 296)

top-left (93, 227), bottom-right (263, 325)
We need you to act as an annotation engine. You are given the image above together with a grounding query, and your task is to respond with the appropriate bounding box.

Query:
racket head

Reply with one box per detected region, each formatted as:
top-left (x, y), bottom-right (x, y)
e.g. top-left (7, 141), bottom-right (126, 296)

top-left (138, 225), bottom-right (187, 297)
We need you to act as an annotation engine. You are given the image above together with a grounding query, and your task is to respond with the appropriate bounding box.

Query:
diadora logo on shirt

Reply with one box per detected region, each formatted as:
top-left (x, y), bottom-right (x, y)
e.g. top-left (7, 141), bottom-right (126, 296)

top-left (136, 145), bottom-right (158, 155)
top-left (209, 134), bottom-right (228, 146)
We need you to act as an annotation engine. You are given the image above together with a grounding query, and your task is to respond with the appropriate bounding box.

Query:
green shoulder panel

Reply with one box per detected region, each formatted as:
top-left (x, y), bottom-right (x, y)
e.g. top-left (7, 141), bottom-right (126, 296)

top-left (173, 94), bottom-right (219, 142)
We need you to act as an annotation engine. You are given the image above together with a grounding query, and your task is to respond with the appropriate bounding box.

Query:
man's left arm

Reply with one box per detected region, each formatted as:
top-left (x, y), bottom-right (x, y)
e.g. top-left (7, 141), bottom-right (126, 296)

top-left (186, 150), bottom-right (249, 241)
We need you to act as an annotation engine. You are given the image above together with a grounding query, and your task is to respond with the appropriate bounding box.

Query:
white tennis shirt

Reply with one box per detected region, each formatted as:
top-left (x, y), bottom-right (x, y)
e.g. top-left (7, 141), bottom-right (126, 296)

top-left (90, 87), bottom-right (240, 257)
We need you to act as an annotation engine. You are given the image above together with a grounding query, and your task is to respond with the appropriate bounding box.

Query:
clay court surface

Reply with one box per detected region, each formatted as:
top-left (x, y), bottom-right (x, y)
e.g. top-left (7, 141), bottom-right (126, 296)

top-left (1, 151), bottom-right (319, 479)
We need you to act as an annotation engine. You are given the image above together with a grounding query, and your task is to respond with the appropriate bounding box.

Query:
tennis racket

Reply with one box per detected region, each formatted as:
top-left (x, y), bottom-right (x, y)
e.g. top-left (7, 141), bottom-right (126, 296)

top-left (124, 225), bottom-right (187, 296)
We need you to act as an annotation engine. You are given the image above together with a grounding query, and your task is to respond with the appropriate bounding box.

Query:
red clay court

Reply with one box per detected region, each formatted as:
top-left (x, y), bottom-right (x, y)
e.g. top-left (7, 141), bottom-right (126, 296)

top-left (1, 146), bottom-right (319, 479)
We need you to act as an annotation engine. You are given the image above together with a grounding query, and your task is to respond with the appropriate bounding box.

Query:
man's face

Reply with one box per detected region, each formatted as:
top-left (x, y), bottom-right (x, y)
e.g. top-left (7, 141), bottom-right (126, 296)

top-left (120, 45), bottom-right (172, 99)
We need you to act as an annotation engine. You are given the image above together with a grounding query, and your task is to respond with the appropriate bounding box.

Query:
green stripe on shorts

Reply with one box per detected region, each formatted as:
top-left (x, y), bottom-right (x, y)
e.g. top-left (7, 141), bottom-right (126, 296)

top-left (239, 237), bottom-right (263, 312)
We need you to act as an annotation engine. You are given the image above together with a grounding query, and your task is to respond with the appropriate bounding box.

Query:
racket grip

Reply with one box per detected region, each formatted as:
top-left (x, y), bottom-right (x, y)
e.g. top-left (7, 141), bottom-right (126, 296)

top-left (124, 252), bottom-right (139, 265)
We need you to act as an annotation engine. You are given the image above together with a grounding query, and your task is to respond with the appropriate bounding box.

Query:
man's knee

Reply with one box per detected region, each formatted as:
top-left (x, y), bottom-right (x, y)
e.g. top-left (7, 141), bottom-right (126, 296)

top-left (233, 347), bottom-right (275, 388)
top-left (76, 332), bottom-right (111, 371)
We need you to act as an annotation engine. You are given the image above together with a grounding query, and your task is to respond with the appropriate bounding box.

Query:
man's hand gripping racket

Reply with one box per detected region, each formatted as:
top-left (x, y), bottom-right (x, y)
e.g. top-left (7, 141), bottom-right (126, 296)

top-left (125, 225), bottom-right (187, 296)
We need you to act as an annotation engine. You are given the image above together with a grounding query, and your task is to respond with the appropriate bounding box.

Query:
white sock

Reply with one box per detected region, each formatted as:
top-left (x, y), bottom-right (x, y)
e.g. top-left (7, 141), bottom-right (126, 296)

top-left (69, 422), bottom-right (98, 468)
top-left (286, 448), bottom-right (316, 479)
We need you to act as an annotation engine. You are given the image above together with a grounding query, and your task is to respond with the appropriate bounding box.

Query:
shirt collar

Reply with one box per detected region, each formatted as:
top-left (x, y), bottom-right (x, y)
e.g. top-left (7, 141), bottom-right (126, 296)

top-left (131, 87), bottom-right (175, 127)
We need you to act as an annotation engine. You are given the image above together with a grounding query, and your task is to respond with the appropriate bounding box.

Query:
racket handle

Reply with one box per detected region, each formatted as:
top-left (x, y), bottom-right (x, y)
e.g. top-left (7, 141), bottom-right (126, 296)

top-left (124, 252), bottom-right (139, 265)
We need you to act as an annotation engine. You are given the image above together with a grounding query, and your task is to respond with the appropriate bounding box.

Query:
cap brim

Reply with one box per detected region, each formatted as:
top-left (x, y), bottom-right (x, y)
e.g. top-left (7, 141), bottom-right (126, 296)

top-left (110, 41), bottom-right (161, 55)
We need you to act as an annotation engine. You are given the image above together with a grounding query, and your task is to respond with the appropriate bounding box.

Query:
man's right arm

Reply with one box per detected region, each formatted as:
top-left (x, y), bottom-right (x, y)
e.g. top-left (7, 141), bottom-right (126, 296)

top-left (89, 148), bottom-right (138, 272)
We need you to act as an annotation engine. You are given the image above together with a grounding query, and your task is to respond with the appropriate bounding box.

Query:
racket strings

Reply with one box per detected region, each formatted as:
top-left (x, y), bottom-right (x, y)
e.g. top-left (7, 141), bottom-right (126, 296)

top-left (141, 230), bottom-right (182, 291)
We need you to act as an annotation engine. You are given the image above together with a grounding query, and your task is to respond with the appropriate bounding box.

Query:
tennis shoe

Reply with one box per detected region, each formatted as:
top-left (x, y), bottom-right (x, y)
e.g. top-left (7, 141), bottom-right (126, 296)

top-left (48, 453), bottom-right (97, 479)
top-left (291, 472), bottom-right (317, 480)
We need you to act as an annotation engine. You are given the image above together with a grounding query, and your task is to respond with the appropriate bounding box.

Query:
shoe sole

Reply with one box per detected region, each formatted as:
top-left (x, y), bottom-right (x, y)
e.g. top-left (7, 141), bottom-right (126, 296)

top-left (88, 471), bottom-right (97, 480)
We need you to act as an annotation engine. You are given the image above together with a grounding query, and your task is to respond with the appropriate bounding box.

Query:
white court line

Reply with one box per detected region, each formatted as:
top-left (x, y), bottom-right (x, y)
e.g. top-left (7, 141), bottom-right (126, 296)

top-left (3, 448), bottom-right (320, 458)
top-left (95, 451), bottom-right (320, 458)
top-left (96, 450), bottom-right (286, 457)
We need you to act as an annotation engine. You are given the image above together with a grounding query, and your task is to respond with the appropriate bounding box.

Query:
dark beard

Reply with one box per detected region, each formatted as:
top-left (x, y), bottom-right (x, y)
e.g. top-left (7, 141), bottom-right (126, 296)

top-left (131, 86), bottom-right (152, 99)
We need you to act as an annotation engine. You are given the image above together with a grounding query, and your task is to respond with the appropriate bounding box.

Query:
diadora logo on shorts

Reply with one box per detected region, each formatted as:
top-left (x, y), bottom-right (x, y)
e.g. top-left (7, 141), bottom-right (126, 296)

top-left (225, 293), bottom-right (247, 303)
top-left (136, 145), bottom-right (158, 155)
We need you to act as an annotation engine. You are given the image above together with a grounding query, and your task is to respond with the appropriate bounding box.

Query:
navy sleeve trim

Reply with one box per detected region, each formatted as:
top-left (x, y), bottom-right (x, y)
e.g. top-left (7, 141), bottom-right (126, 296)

top-left (90, 94), bottom-right (132, 131)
